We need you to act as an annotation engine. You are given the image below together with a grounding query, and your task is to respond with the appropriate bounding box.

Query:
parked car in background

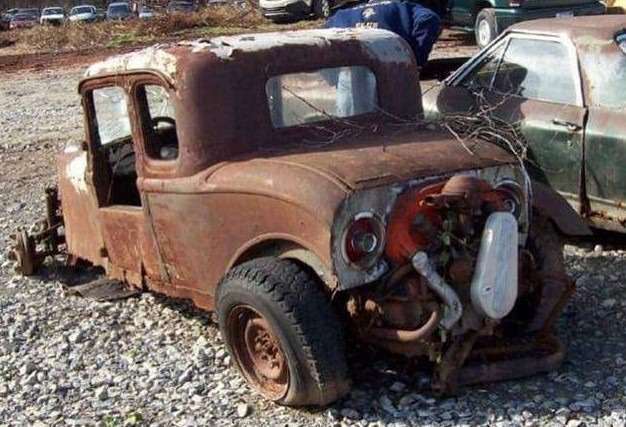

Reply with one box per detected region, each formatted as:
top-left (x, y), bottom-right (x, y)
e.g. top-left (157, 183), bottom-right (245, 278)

top-left (259, 0), bottom-right (359, 20)
top-left (106, 2), bottom-right (133, 20)
top-left (1, 8), bottom-right (20, 29)
top-left (21, 8), bottom-right (40, 20)
top-left (9, 11), bottom-right (38, 29)
top-left (423, 0), bottom-right (606, 48)
top-left (40, 7), bottom-right (65, 25)
top-left (1, 8), bottom-right (18, 29)
top-left (166, 1), bottom-right (197, 12)
top-left (424, 15), bottom-right (626, 234)
top-left (138, 5), bottom-right (154, 18)
top-left (68, 5), bottom-right (98, 23)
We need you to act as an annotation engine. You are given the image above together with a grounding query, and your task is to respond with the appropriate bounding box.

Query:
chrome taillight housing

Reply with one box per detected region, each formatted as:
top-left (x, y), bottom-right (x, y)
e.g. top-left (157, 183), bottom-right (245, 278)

top-left (341, 212), bottom-right (386, 269)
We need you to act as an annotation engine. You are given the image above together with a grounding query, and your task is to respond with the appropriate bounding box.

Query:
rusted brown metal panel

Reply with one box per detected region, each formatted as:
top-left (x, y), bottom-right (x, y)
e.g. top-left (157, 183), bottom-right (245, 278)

top-left (143, 191), bottom-right (333, 301)
top-left (56, 151), bottom-right (106, 266)
top-left (143, 38), bottom-right (422, 179)
top-left (510, 15), bottom-right (626, 40)
top-left (98, 206), bottom-right (163, 284)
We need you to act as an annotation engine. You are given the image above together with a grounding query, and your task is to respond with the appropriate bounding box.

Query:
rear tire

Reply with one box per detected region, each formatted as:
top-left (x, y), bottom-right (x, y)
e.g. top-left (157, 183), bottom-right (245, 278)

top-left (216, 257), bottom-right (351, 406)
top-left (313, 0), bottom-right (331, 19)
top-left (474, 9), bottom-right (498, 49)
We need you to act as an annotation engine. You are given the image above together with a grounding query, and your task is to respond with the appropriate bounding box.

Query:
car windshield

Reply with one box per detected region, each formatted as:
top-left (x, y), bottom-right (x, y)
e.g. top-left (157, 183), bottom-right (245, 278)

top-left (72, 6), bottom-right (93, 14)
top-left (44, 8), bottom-right (63, 14)
top-left (266, 66), bottom-right (378, 128)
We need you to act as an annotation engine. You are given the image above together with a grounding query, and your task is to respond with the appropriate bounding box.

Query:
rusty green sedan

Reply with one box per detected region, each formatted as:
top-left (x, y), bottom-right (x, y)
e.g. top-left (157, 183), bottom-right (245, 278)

top-left (424, 15), bottom-right (626, 233)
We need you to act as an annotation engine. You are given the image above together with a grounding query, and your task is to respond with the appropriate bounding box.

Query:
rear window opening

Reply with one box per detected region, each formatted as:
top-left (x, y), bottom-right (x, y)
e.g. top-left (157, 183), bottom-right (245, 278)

top-left (266, 66), bottom-right (378, 129)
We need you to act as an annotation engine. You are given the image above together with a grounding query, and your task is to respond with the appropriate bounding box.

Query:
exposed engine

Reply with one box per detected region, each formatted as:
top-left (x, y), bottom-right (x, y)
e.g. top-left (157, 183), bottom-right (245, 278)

top-left (344, 173), bottom-right (532, 393)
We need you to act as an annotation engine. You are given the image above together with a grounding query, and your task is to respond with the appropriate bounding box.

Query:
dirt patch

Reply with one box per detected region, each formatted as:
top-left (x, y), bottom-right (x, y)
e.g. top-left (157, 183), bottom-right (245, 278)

top-left (0, 48), bottom-right (135, 73)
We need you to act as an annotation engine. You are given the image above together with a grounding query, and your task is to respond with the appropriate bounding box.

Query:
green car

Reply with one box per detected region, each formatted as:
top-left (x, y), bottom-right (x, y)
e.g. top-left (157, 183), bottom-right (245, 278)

top-left (424, 15), bottom-right (626, 234)
top-left (424, 0), bottom-right (605, 47)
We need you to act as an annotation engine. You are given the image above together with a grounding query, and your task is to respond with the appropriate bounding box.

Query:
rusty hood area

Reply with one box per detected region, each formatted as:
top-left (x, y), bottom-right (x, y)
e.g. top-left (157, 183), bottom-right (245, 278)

top-left (219, 128), bottom-right (518, 192)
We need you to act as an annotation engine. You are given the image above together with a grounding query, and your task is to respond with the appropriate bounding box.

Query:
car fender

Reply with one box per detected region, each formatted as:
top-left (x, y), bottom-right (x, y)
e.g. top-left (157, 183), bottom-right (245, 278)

top-left (531, 181), bottom-right (591, 236)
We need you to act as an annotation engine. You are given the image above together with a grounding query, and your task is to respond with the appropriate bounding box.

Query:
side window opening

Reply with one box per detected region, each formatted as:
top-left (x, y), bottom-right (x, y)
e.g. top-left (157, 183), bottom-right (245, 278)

top-left (460, 43), bottom-right (506, 91)
top-left (266, 66), bottom-right (378, 128)
top-left (492, 38), bottom-right (577, 104)
top-left (91, 86), bottom-right (141, 207)
top-left (137, 84), bottom-right (179, 161)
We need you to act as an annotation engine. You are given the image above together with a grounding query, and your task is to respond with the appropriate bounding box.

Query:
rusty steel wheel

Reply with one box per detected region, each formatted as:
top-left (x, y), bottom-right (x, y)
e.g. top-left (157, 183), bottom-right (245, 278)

top-left (228, 305), bottom-right (289, 401)
top-left (216, 257), bottom-right (351, 406)
top-left (8, 229), bottom-right (36, 276)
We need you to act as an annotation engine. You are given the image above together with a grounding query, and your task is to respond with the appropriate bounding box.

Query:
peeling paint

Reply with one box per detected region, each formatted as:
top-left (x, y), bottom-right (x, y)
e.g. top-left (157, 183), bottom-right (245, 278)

top-left (64, 141), bottom-right (83, 153)
top-left (206, 29), bottom-right (413, 63)
top-left (85, 46), bottom-right (178, 79)
top-left (86, 29), bottom-right (413, 79)
top-left (66, 153), bottom-right (89, 193)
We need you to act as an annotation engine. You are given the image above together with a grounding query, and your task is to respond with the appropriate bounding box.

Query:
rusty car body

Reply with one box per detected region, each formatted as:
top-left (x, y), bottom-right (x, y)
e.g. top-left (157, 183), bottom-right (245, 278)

top-left (424, 15), bottom-right (626, 234)
top-left (9, 29), bottom-right (589, 406)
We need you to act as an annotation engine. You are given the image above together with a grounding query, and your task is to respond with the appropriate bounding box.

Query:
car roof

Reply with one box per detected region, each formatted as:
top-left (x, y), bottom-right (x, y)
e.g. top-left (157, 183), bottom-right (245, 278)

top-left (83, 28), bottom-right (415, 81)
top-left (509, 15), bottom-right (626, 41)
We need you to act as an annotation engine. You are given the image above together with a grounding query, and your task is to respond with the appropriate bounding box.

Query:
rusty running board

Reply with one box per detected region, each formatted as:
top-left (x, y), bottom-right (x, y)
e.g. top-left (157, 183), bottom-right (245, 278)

top-left (63, 277), bottom-right (141, 302)
top-left (457, 334), bottom-right (565, 387)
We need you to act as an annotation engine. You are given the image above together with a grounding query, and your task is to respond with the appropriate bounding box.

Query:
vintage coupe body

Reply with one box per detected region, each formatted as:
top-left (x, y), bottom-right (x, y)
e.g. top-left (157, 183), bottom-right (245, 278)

top-left (425, 16), bottom-right (626, 234)
top-left (10, 29), bottom-right (589, 406)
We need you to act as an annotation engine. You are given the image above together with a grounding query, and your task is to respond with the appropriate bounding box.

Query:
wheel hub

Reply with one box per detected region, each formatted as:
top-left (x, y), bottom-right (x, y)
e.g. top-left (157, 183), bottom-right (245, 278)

top-left (244, 317), bottom-right (285, 380)
top-left (478, 20), bottom-right (491, 47)
top-left (228, 306), bottom-right (289, 400)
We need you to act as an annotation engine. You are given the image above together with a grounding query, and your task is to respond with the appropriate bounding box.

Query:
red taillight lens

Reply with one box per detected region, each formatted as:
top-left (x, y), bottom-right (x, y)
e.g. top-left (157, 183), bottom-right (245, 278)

top-left (342, 214), bottom-right (385, 268)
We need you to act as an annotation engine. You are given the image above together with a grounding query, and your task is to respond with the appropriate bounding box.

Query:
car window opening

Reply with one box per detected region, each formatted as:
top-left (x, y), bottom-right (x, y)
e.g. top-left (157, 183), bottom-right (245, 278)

top-left (266, 66), bottom-right (378, 129)
top-left (92, 86), bottom-right (141, 207)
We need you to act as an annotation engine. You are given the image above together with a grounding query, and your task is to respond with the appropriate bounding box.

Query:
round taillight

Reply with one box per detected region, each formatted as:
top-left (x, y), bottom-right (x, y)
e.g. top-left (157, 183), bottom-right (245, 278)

top-left (342, 213), bottom-right (385, 269)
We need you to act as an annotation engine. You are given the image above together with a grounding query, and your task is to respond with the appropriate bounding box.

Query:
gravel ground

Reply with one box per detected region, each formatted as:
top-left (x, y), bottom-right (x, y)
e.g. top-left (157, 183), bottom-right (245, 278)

top-left (2, 50), bottom-right (626, 427)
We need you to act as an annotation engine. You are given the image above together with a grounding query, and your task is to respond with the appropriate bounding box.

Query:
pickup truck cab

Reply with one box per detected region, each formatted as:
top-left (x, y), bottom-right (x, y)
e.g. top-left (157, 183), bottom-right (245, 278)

top-left (9, 29), bottom-right (589, 406)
